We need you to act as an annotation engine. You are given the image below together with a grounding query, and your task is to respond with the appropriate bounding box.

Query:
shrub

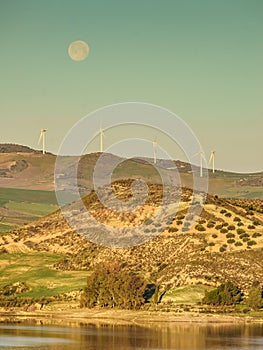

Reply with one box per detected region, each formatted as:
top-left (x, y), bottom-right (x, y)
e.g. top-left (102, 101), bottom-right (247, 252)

top-left (215, 224), bottom-right (223, 230)
top-left (212, 234), bottom-right (218, 239)
top-left (207, 222), bottom-right (215, 228)
top-left (234, 217), bottom-right (241, 222)
top-left (220, 209), bottom-right (227, 214)
top-left (225, 212), bottom-right (232, 217)
top-left (248, 225), bottom-right (255, 230)
top-left (177, 214), bottom-right (185, 220)
top-left (227, 239), bottom-right (235, 244)
top-left (168, 227), bottom-right (178, 233)
top-left (219, 246), bottom-right (226, 252)
top-left (237, 228), bottom-right (245, 235)
top-left (222, 222), bottom-right (229, 227)
top-left (195, 224), bottom-right (206, 232)
top-left (228, 225), bottom-right (235, 231)
top-left (252, 232), bottom-right (262, 238)
top-left (145, 219), bottom-right (153, 225)
top-left (242, 237), bottom-right (250, 242)
top-left (208, 242), bottom-right (215, 246)
top-left (237, 222), bottom-right (244, 227)
top-left (235, 241), bottom-right (243, 247)
top-left (176, 220), bottom-right (183, 225)
top-left (253, 220), bottom-right (260, 226)
top-left (247, 240), bottom-right (257, 246)
top-left (220, 228), bottom-right (228, 234)
top-left (198, 219), bottom-right (206, 224)
top-left (240, 233), bottom-right (249, 239)
top-left (226, 233), bottom-right (235, 239)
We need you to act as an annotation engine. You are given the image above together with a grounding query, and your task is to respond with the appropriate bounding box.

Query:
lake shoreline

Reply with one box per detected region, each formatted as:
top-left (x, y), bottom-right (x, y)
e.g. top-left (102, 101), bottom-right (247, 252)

top-left (1, 308), bottom-right (263, 326)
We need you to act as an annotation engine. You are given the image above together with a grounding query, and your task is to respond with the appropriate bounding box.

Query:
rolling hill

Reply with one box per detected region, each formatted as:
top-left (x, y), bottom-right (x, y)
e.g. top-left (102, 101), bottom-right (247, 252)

top-left (0, 180), bottom-right (263, 302)
top-left (0, 144), bottom-right (263, 197)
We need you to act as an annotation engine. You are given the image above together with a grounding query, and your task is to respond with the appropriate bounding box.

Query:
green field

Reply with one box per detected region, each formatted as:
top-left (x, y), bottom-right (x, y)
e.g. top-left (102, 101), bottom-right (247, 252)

top-left (163, 285), bottom-right (212, 304)
top-left (0, 187), bottom-right (58, 232)
top-left (0, 252), bottom-right (87, 298)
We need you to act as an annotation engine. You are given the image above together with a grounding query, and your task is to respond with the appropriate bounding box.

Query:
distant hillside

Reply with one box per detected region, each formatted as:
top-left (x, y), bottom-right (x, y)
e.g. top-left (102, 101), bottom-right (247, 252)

top-left (1, 181), bottom-right (263, 295)
top-left (0, 144), bottom-right (263, 198)
top-left (0, 143), bottom-right (40, 154)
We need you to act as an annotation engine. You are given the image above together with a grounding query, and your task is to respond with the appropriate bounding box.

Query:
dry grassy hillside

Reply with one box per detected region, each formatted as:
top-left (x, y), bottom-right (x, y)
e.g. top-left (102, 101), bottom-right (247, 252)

top-left (1, 181), bottom-right (263, 293)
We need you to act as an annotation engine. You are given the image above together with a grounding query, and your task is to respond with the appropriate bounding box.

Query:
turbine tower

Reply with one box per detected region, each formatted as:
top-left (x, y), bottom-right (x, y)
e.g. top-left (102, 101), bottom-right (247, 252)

top-left (38, 129), bottom-right (47, 155)
top-left (152, 139), bottom-right (157, 164)
top-left (99, 125), bottom-right (105, 153)
top-left (193, 149), bottom-right (205, 177)
top-left (209, 150), bottom-right (216, 174)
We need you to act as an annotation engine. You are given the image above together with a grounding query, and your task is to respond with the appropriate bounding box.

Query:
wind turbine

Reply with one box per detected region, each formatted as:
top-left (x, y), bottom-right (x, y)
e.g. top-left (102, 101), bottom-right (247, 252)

top-left (99, 124), bottom-right (105, 153)
top-left (38, 129), bottom-right (47, 155)
top-left (209, 150), bottom-right (216, 174)
top-left (193, 149), bottom-right (205, 177)
top-left (152, 139), bottom-right (157, 164)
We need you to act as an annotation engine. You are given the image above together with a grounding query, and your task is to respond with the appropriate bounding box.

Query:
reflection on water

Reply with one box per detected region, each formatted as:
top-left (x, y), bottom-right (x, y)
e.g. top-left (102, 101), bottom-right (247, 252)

top-left (0, 322), bottom-right (262, 349)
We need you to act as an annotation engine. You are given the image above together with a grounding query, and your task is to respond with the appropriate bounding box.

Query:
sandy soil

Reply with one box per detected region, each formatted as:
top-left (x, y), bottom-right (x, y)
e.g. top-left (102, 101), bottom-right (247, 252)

top-left (0, 308), bottom-right (263, 326)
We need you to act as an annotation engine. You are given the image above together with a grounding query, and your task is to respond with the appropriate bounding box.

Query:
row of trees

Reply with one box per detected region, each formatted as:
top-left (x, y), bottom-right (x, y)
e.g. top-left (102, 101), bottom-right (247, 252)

top-left (202, 281), bottom-right (263, 310)
top-left (80, 263), bottom-right (263, 311)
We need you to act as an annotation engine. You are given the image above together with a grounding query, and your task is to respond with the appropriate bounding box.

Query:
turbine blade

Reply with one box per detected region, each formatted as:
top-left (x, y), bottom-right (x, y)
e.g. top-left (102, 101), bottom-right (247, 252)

top-left (38, 132), bottom-right (43, 145)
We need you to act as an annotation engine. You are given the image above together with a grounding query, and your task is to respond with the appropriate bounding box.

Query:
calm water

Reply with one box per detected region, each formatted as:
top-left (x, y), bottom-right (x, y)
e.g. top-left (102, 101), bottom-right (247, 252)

top-left (0, 322), bottom-right (262, 350)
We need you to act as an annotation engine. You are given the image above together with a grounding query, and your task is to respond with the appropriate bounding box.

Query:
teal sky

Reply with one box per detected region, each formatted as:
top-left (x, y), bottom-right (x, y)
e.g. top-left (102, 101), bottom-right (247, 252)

top-left (0, 0), bottom-right (262, 172)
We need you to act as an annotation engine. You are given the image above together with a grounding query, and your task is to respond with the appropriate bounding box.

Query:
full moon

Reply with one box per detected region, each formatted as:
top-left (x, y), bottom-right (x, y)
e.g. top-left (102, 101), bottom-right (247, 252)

top-left (68, 40), bottom-right (90, 61)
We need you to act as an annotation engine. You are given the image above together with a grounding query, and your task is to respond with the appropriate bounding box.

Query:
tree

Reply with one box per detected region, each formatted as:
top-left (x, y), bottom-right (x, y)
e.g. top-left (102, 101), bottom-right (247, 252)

top-left (246, 281), bottom-right (263, 310)
top-left (202, 281), bottom-right (243, 306)
top-left (80, 262), bottom-right (147, 309)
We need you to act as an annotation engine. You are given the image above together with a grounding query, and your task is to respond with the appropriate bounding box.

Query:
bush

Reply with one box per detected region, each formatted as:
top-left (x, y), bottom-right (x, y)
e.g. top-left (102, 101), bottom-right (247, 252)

top-left (208, 242), bottom-right (215, 246)
top-left (177, 214), bottom-right (185, 220)
top-left (253, 220), bottom-right (260, 226)
top-left (212, 234), bottom-right (218, 238)
top-left (220, 228), bottom-right (228, 234)
top-left (240, 233), bottom-right (249, 239)
top-left (220, 209), bottom-right (227, 214)
top-left (176, 220), bottom-right (183, 225)
top-left (226, 233), bottom-right (235, 239)
top-left (237, 222), bottom-right (244, 227)
top-left (207, 222), bottom-right (215, 228)
top-left (227, 239), bottom-right (235, 244)
top-left (195, 224), bottom-right (206, 232)
top-left (248, 225), bottom-right (255, 230)
top-left (237, 228), bottom-right (245, 235)
top-left (168, 227), bottom-right (178, 233)
top-left (225, 212), bottom-right (232, 217)
top-left (228, 225), bottom-right (235, 231)
top-left (234, 217), bottom-right (241, 222)
top-left (235, 241), bottom-right (243, 247)
top-left (219, 246), bottom-right (226, 252)
top-left (252, 232), bottom-right (262, 238)
top-left (247, 240), bottom-right (257, 246)
top-left (215, 224), bottom-right (223, 230)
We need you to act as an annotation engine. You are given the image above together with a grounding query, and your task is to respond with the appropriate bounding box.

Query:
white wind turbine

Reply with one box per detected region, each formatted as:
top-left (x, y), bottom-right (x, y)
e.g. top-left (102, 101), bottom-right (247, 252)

top-left (193, 149), bottom-right (205, 177)
top-left (38, 129), bottom-right (47, 155)
top-left (99, 124), bottom-right (105, 153)
top-left (209, 150), bottom-right (216, 174)
top-left (152, 138), bottom-right (157, 164)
